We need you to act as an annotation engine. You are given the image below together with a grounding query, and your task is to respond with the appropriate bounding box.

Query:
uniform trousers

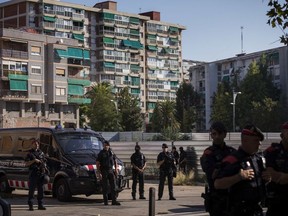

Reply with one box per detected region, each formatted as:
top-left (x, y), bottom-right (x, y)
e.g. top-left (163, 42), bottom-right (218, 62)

top-left (158, 169), bottom-right (173, 199)
top-left (28, 171), bottom-right (44, 206)
top-left (131, 169), bottom-right (144, 197)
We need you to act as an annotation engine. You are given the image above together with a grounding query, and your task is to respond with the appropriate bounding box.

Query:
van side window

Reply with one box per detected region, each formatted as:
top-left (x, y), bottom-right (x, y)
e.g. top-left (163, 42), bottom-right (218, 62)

top-left (0, 136), bottom-right (13, 154)
top-left (40, 133), bottom-right (57, 157)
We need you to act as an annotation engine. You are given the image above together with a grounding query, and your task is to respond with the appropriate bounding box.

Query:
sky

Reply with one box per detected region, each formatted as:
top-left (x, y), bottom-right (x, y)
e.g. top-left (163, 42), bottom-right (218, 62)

top-left (59, 0), bottom-right (283, 61)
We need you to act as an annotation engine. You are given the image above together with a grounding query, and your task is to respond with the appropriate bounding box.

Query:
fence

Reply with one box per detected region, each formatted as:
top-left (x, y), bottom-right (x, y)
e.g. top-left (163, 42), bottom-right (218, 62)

top-left (101, 131), bottom-right (281, 142)
top-left (110, 134), bottom-right (280, 181)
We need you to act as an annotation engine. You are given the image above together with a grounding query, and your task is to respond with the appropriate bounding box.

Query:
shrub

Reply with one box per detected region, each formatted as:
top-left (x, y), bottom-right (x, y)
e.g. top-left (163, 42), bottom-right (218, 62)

top-left (173, 170), bottom-right (195, 185)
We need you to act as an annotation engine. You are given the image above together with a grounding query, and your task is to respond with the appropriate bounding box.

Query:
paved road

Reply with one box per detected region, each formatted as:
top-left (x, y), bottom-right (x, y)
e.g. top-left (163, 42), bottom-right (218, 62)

top-left (3, 183), bottom-right (208, 216)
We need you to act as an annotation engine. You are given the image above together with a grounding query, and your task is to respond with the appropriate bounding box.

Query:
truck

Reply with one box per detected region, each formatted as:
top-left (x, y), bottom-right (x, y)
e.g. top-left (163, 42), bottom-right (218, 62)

top-left (0, 126), bottom-right (127, 201)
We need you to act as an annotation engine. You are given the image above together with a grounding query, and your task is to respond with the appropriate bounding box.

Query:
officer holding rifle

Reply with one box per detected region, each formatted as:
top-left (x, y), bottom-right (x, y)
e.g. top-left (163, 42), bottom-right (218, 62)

top-left (25, 139), bottom-right (49, 211)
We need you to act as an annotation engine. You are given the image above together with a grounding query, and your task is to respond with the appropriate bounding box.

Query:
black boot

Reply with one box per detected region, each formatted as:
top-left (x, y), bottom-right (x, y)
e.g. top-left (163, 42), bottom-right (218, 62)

top-left (28, 203), bottom-right (34, 211)
top-left (139, 195), bottom-right (146, 199)
top-left (112, 200), bottom-right (121, 205)
top-left (103, 195), bottom-right (108, 205)
top-left (131, 192), bottom-right (136, 200)
top-left (38, 205), bottom-right (46, 210)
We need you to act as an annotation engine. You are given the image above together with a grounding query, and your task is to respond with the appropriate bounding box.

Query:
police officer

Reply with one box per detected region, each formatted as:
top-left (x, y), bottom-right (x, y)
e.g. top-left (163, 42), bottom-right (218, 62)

top-left (25, 139), bottom-right (47, 211)
top-left (263, 121), bottom-right (288, 216)
top-left (214, 124), bottom-right (271, 216)
top-left (157, 143), bottom-right (176, 201)
top-left (200, 121), bottom-right (236, 216)
top-left (179, 146), bottom-right (187, 174)
top-left (172, 146), bottom-right (179, 166)
top-left (130, 144), bottom-right (147, 200)
top-left (96, 140), bottom-right (120, 206)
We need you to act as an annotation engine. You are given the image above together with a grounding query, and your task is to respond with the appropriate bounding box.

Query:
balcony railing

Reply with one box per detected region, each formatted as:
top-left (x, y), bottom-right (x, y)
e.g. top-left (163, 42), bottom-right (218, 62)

top-left (0, 89), bottom-right (28, 99)
top-left (0, 49), bottom-right (28, 59)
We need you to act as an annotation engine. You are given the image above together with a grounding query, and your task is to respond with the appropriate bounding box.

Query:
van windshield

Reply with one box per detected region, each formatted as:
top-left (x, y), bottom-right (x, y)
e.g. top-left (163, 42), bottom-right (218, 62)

top-left (56, 132), bottom-right (103, 153)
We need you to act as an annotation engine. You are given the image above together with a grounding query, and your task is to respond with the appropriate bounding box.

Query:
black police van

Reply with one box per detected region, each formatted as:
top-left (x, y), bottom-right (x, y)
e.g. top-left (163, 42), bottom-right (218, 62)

top-left (0, 126), bottom-right (127, 201)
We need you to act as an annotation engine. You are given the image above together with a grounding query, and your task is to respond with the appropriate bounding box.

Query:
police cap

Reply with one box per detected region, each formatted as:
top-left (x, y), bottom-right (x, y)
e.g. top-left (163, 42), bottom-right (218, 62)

top-left (162, 143), bottom-right (168, 148)
top-left (241, 124), bottom-right (264, 141)
top-left (103, 140), bottom-right (110, 146)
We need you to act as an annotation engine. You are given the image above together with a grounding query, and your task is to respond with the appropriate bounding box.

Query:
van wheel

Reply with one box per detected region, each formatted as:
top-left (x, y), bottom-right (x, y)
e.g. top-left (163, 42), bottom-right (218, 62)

top-left (0, 176), bottom-right (12, 194)
top-left (55, 179), bottom-right (71, 202)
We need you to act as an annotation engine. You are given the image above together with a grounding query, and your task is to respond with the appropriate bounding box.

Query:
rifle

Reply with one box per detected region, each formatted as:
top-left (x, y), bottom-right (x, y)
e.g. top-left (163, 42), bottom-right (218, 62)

top-left (201, 184), bottom-right (212, 212)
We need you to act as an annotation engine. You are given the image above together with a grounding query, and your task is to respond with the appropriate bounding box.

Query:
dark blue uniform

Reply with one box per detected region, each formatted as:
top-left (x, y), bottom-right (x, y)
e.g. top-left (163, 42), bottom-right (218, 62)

top-left (96, 149), bottom-right (118, 205)
top-left (25, 149), bottom-right (47, 209)
top-left (157, 151), bottom-right (176, 200)
top-left (200, 143), bottom-right (236, 216)
top-left (264, 142), bottom-right (288, 216)
top-left (130, 151), bottom-right (146, 199)
top-left (215, 148), bottom-right (265, 216)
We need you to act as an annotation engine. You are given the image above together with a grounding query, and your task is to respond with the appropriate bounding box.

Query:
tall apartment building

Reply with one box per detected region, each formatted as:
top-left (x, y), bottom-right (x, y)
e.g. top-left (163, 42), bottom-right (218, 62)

top-left (0, 0), bottom-right (185, 128)
top-left (189, 47), bottom-right (288, 131)
top-left (182, 59), bottom-right (204, 83)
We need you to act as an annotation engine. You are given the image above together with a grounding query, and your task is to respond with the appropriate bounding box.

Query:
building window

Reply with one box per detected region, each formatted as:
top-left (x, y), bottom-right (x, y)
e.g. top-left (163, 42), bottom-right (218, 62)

top-left (31, 46), bottom-right (41, 55)
top-left (56, 87), bottom-right (66, 96)
top-left (56, 68), bottom-right (65, 76)
top-left (25, 103), bottom-right (36, 112)
top-left (31, 66), bottom-right (41, 74)
top-left (31, 85), bottom-right (42, 94)
top-left (6, 102), bottom-right (20, 112)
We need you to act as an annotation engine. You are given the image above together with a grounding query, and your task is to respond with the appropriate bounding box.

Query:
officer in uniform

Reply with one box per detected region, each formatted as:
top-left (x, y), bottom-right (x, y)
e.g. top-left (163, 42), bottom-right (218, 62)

top-left (214, 124), bottom-right (271, 216)
top-left (200, 121), bottom-right (236, 216)
top-left (179, 146), bottom-right (187, 174)
top-left (157, 143), bottom-right (176, 201)
top-left (96, 140), bottom-right (120, 206)
top-left (25, 139), bottom-right (48, 211)
top-left (172, 146), bottom-right (179, 166)
top-left (130, 144), bottom-right (147, 200)
top-left (263, 121), bottom-right (288, 216)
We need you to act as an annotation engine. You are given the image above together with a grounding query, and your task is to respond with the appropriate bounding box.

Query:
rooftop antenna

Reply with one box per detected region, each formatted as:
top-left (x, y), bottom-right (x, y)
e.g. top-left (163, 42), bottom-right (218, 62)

top-left (241, 26), bottom-right (244, 54)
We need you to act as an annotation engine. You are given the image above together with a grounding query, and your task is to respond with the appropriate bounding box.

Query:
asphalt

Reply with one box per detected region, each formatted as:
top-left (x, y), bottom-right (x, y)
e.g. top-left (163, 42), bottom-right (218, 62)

top-left (4, 182), bottom-right (207, 216)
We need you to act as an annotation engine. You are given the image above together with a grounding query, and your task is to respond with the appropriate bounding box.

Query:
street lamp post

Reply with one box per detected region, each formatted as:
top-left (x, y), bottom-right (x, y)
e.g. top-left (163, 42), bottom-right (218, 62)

top-left (231, 91), bottom-right (241, 132)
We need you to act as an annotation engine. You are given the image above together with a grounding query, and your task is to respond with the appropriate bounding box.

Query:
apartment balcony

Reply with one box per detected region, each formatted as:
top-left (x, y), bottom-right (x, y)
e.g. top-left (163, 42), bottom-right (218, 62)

top-left (114, 20), bottom-right (129, 27)
top-left (1, 70), bottom-right (28, 78)
top-left (0, 89), bottom-right (28, 100)
top-left (0, 49), bottom-right (28, 59)
top-left (68, 95), bottom-right (91, 104)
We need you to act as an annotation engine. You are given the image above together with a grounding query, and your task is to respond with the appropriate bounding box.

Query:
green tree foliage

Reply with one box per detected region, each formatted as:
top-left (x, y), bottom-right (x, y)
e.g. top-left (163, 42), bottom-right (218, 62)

top-left (150, 100), bottom-right (180, 137)
top-left (237, 55), bottom-right (285, 131)
top-left (210, 81), bottom-right (233, 131)
top-left (266, 0), bottom-right (288, 44)
top-left (175, 82), bottom-right (200, 132)
top-left (85, 82), bottom-right (118, 131)
top-left (117, 87), bottom-right (143, 131)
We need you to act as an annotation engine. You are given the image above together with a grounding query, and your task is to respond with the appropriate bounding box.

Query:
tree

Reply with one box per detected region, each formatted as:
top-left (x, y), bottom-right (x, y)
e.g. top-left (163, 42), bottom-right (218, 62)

top-left (266, 0), bottom-right (288, 44)
top-left (85, 82), bottom-right (118, 131)
top-left (150, 100), bottom-right (180, 139)
top-left (175, 82), bottom-right (200, 132)
top-left (237, 55), bottom-right (285, 131)
top-left (117, 87), bottom-right (143, 131)
top-left (210, 81), bottom-right (234, 131)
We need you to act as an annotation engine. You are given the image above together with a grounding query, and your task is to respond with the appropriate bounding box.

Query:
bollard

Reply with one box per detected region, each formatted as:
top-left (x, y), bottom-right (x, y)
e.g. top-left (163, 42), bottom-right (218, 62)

top-left (149, 187), bottom-right (155, 216)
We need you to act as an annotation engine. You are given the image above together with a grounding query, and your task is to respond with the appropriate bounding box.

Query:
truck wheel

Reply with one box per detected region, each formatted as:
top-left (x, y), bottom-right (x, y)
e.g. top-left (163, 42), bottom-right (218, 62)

top-left (55, 179), bottom-right (71, 202)
top-left (0, 176), bottom-right (12, 194)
